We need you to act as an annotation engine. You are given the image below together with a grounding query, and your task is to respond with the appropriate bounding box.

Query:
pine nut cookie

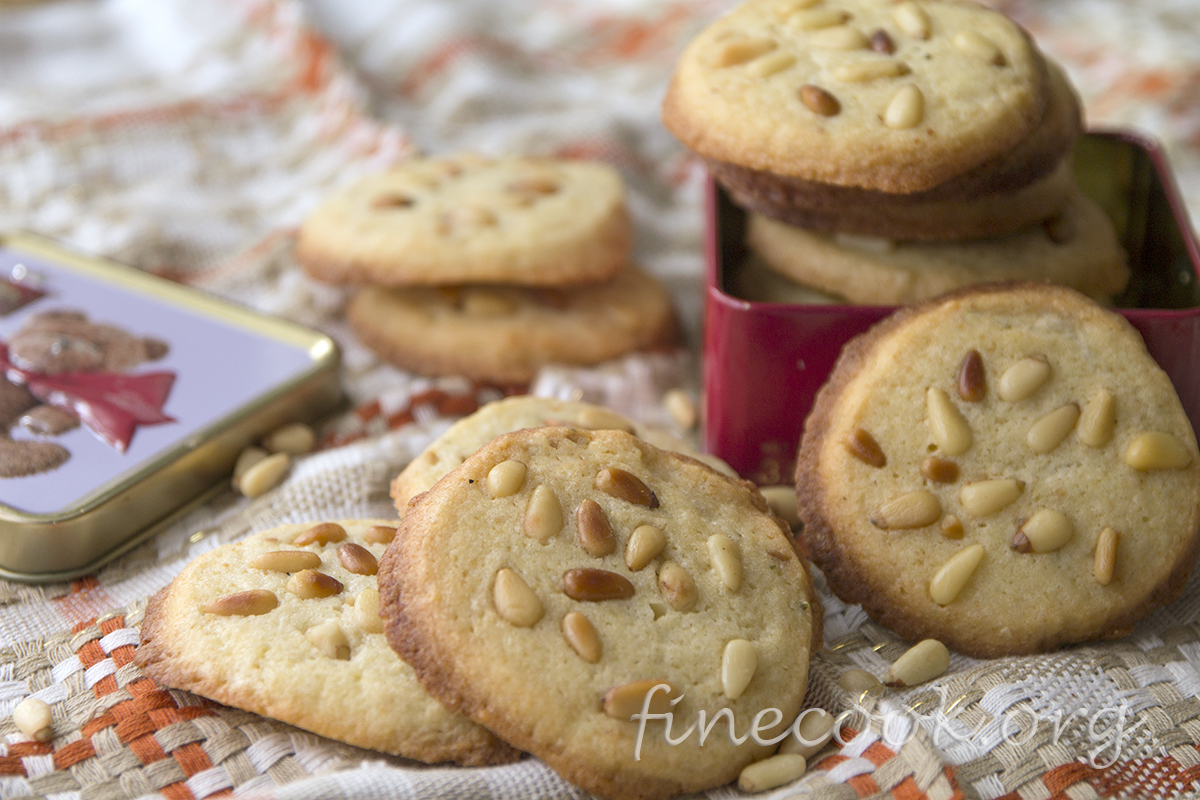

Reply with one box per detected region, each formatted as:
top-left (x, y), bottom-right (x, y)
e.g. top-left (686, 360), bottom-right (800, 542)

top-left (662, 0), bottom-right (1053, 196)
top-left (380, 427), bottom-right (821, 800)
top-left (392, 395), bottom-right (735, 513)
top-left (745, 186), bottom-right (1128, 305)
top-left (295, 154), bottom-right (631, 287)
top-left (795, 284), bottom-right (1200, 658)
top-left (135, 520), bottom-right (520, 766)
top-left (345, 265), bottom-right (678, 384)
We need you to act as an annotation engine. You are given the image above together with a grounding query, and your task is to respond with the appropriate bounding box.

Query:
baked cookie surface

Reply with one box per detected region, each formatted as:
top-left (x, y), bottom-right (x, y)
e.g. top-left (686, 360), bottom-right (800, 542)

top-left (346, 265), bottom-right (677, 384)
top-left (663, 0), bottom-right (1048, 193)
top-left (296, 154), bottom-right (630, 286)
top-left (795, 285), bottom-right (1200, 657)
top-left (380, 427), bottom-right (821, 800)
top-left (135, 520), bottom-right (519, 766)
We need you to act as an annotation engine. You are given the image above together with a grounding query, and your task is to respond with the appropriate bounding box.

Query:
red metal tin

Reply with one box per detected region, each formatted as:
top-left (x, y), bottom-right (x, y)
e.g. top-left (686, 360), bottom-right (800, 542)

top-left (703, 130), bottom-right (1200, 484)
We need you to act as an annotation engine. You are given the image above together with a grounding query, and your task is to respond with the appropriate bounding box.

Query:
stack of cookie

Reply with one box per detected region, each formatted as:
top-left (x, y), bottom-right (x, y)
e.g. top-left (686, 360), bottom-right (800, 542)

top-left (662, 0), bottom-right (1128, 305)
top-left (295, 154), bottom-right (678, 385)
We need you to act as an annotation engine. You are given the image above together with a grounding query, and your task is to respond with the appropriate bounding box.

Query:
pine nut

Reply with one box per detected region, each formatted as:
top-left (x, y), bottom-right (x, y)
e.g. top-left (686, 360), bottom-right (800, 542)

top-left (927, 387), bottom-right (972, 455)
top-left (563, 568), bottom-right (636, 601)
top-left (249, 550), bottom-right (321, 573)
top-left (525, 485), bottom-right (564, 542)
top-left (576, 499), bottom-right (616, 557)
top-left (940, 515), bottom-right (964, 540)
top-left (809, 26), bottom-right (869, 50)
top-left (953, 31), bottom-right (1004, 65)
top-left (1095, 527), bottom-right (1119, 585)
top-left (1078, 390), bottom-right (1117, 448)
top-left (738, 753), bottom-right (807, 793)
top-left (959, 479), bottom-right (1023, 517)
top-left (884, 84), bottom-right (924, 128)
top-left (506, 175), bottom-right (560, 196)
top-left (884, 639), bottom-right (950, 687)
top-left (232, 446), bottom-right (268, 490)
top-left (305, 621), bottom-right (350, 660)
top-left (293, 522), bottom-right (346, 547)
top-left (838, 668), bottom-right (881, 695)
top-left (287, 569), bottom-right (343, 599)
top-left (759, 486), bottom-right (801, 528)
top-left (835, 59), bottom-right (909, 82)
top-left (562, 611), bottom-right (602, 663)
top-left (1013, 509), bottom-right (1073, 554)
top-left (957, 350), bottom-right (986, 402)
top-left (920, 457), bottom-right (959, 484)
top-left (338, 542), bottom-right (378, 575)
top-left (930, 544), bottom-right (984, 605)
top-left (355, 587), bottom-right (385, 633)
top-left (262, 422), bottom-right (316, 455)
top-left (1027, 403), bottom-right (1080, 454)
top-left (750, 51), bottom-right (798, 77)
top-left (12, 697), bottom-right (53, 742)
top-left (775, 0), bottom-right (820, 16)
top-left (663, 389), bottom-right (698, 429)
top-left (998, 356), bottom-right (1050, 402)
top-left (603, 680), bottom-right (678, 720)
top-left (800, 84), bottom-right (841, 116)
top-left (363, 525), bottom-right (397, 545)
top-left (722, 639), bottom-right (758, 699)
top-left (780, 709), bottom-right (834, 758)
top-left (658, 561), bottom-right (698, 611)
top-left (487, 460), bottom-right (527, 498)
top-left (871, 490), bottom-right (941, 530)
top-left (204, 589), bottom-right (278, 616)
top-left (371, 193), bottom-right (415, 209)
top-left (787, 8), bottom-right (849, 29)
top-left (574, 407), bottom-right (636, 432)
top-left (239, 452), bottom-right (291, 498)
top-left (708, 534), bottom-right (743, 593)
top-left (712, 37), bottom-right (777, 68)
top-left (494, 568), bottom-right (544, 627)
top-left (626, 525), bottom-right (667, 571)
top-left (893, 2), bottom-right (930, 38)
top-left (845, 427), bottom-right (886, 467)
top-left (869, 29), bottom-right (895, 54)
top-left (1124, 431), bottom-right (1193, 471)
top-left (595, 468), bottom-right (658, 508)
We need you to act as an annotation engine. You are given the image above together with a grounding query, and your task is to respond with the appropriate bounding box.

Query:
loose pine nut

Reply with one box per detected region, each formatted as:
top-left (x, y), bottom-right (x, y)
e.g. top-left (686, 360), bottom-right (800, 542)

top-left (658, 561), bottom-right (698, 611)
top-left (1095, 528), bottom-right (1119, 585)
top-left (487, 460), bottom-right (527, 498)
top-left (835, 59), bottom-right (909, 82)
top-left (927, 387), bottom-right (972, 455)
top-left (750, 51), bottom-right (798, 77)
top-left (959, 479), bottom-right (1023, 517)
top-left (249, 550), bottom-right (321, 573)
top-left (722, 639), bottom-right (758, 699)
top-left (525, 485), bottom-right (564, 542)
top-left (760, 486), bottom-right (801, 528)
top-left (998, 356), bottom-right (1050, 402)
top-left (12, 697), bottom-right (53, 742)
top-left (305, 621), bottom-right (350, 660)
top-left (294, 522), bottom-right (347, 547)
top-left (262, 422), bottom-right (316, 455)
top-left (355, 587), bottom-right (385, 633)
top-left (232, 446), bottom-right (268, 490)
top-left (838, 668), bottom-right (881, 695)
top-left (884, 639), bottom-right (950, 687)
top-left (239, 452), bottom-right (291, 498)
top-left (204, 589), bottom-right (278, 616)
top-left (1078, 390), bottom-right (1117, 448)
top-left (576, 499), bottom-right (616, 557)
top-left (1027, 404), bottom-right (1080, 454)
top-left (494, 568), bottom-right (544, 627)
top-left (930, 544), bottom-right (985, 605)
top-left (808, 25), bottom-right (869, 50)
top-left (845, 427), bottom-right (886, 467)
top-left (1124, 432), bottom-right (1193, 471)
top-left (562, 611), bottom-right (602, 663)
top-left (920, 457), bottom-right (959, 484)
top-left (893, 2), bottom-right (931, 38)
top-left (871, 491), bottom-right (941, 530)
top-left (787, 7), bottom-right (848, 29)
top-left (738, 753), bottom-right (807, 793)
top-left (780, 709), bottom-right (834, 758)
top-left (953, 31), bottom-right (1004, 65)
top-left (884, 84), bottom-right (924, 129)
top-left (1013, 509), bottom-right (1073, 554)
top-left (707, 534), bottom-right (743, 592)
top-left (287, 569), bottom-right (343, 599)
top-left (712, 37), bottom-right (777, 67)
top-left (625, 525), bottom-right (667, 571)
top-left (603, 680), bottom-right (678, 720)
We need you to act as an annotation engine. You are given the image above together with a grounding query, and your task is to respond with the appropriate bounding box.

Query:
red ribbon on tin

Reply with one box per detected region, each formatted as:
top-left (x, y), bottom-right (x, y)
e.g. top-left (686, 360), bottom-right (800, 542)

top-left (0, 343), bottom-right (176, 453)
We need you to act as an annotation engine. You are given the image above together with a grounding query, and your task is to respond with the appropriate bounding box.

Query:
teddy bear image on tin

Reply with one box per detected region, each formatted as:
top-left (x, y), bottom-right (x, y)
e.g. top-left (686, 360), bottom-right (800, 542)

top-left (0, 310), bottom-right (176, 478)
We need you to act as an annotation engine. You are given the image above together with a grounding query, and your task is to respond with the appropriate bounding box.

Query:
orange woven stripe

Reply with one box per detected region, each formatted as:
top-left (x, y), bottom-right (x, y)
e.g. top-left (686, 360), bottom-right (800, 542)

top-left (1042, 761), bottom-right (1095, 794)
top-left (72, 577), bottom-right (101, 594)
top-left (0, 756), bottom-right (26, 776)
top-left (81, 712), bottom-right (117, 737)
top-left (116, 713), bottom-right (157, 744)
top-left (819, 754), bottom-right (850, 770)
top-left (138, 690), bottom-right (180, 712)
top-left (864, 741), bottom-right (895, 767)
top-left (176, 706), bottom-right (216, 722)
top-left (172, 741), bottom-right (213, 776)
top-left (53, 739), bottom-right (96, 770)
top-left (94, 674), bottom-right (120, 696)
top-left (943, 767), bottom-right (966, 800)
top-left (111, 644), bottom-right (137, 668)
top-left (149, 707), bottom-right (204, 727)
top-left (99, 615), bottom-right (125, 635)
top-left (891, 775), bottom-right (925, 800)
top-left (849, 773), bottom-right (880, 796)
top-left (8, 742), bottom-right (51, 757)
top-left (161, 782), bottom-right (195, 800)
top-left (128, 677), bottom-right (164, 696)
top-left (128, 732), bottom-right (168, 765)
top-left (76, 639), bottom-right (107, 669)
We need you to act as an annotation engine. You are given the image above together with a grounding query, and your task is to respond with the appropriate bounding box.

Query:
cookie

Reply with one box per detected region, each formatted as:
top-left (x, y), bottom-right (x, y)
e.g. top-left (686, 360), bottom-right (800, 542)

top-left (746, 186), bottom-right (1128, 305)
top-left (663, 0), bottom-right (1051, 195)
top-left (380, 427), bottom-right (821, 800)
top-left (346, 266), bottom-right (678, 384)
top-left (391, 396), bottom-right (735, 512)
top-left (296, 154), bottom-right (631, 287)
top-left (726, 253), bottom-right (845, 305)
top-left (135, 520), bottom-right (520, 766)
top-left (795, 284), bottom-right (1200, 657)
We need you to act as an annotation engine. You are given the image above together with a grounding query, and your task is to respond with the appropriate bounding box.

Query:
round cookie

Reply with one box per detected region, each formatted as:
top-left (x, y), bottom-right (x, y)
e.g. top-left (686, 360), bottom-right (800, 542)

top-left (296, 154), bottom-right (631, 287)
top-left (135, 520), bottom-right (520, 766)
top-left (392, 395), bottom-right (736, 513)
top-left (380, 427), bottom-right (821, 800)
top-left (662, 0), bottom-right (1050, 195)
top-left (745, 186), bottom-right (1129, 305)
top-left (795, 284), bottom-right (1200, 658)
top-left (726, 253), bottom-right (845, 305)
top-left (346, 265), bottom-right (678, 384)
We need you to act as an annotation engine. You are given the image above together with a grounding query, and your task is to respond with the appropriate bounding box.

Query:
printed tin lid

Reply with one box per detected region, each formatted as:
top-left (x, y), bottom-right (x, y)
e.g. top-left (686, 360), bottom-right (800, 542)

top-left (0, 232), bottom-right (342, 581)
